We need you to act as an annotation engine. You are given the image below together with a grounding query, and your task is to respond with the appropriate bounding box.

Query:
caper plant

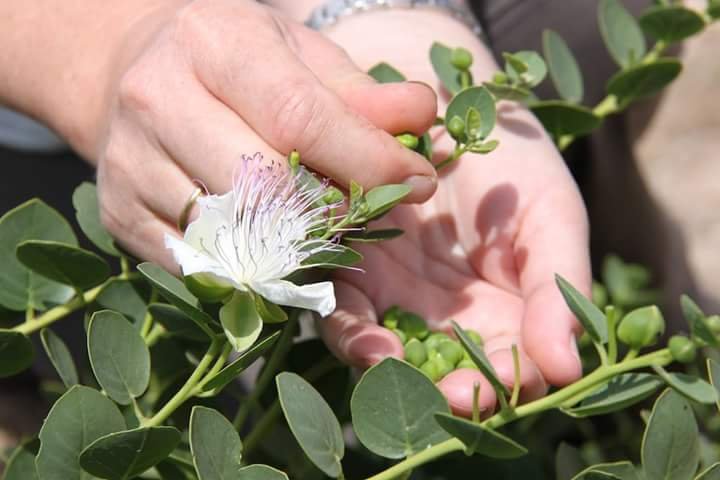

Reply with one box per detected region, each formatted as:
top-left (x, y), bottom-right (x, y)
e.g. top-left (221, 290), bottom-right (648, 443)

top-left (2, 1), bottom-right (720, 480)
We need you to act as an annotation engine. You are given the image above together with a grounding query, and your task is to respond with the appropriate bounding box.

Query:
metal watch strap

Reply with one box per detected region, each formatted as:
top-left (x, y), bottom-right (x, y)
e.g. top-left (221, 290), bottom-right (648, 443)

top-left (304, 0), bottom-right (484, 38)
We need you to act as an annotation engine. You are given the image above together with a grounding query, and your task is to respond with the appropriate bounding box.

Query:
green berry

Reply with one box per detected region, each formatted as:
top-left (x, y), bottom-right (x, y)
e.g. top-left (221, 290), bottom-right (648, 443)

top-left (397, 311), bottom-right (429, 340)
top-left (424, 332), bottom-right (452, 351)
top-left (465, 329), bottom-right (484, 346)
top-left (322, 186), bottom-right (344, 205)
top-left (420, 360), bottom-right (442, 382)
top-left (592, 281), bottom-right (608, 309)
top-left (617, 306), bottom-right (665, 349)
top-left (184, 273), bottom-right (234, 303)
top-left (383, 306), bottom-right (402, 329)
top-left (450, 47), bottom-right (473, 71)
top-left (404, 338), bottom-right (428, 367)
top-left (492, 72), bottom-right (509, 84)
top-left (435, 355), bottom-right (454, 379)
top-left (457, 359), bottom-right (479, 370)
top-left (396, 133), bottom-right (419, 150)
top-left (447, 116), bottom-right (465, 139)
top-left (288, 150), bottom-right (301, 171)
top-left (390, 328), bottom-right (407, 345)
top-left (707, 315), bottom-right (720, 335)
top-left (437, 341), bottom-right (464, 367)
top-left (669, 335), bottom-right (697, 363)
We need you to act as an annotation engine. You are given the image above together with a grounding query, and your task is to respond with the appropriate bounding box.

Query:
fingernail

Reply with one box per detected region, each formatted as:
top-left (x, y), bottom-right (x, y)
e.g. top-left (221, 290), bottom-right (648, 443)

top-left (402, 174), bottom-right (437, 201)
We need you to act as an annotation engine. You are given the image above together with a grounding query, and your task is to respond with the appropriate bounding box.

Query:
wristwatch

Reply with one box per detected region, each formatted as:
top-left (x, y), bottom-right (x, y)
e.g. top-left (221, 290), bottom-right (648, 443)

top-left (304, 0), bottom-right (484, 38)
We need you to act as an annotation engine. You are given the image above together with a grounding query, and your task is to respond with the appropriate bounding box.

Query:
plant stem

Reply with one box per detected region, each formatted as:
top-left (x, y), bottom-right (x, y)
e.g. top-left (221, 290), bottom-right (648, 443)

top-left (434, 145), bottom-right (466, 171)
top-left (192, 343), bottom-right (233, 395)
top-left (140, 289), bottom-right (158, 338)
top-left (13, 281), bottom-right (110, 335)
top-left (365, 348), bottom-right (672, 480)
top-left (607, 308), bottom-right (619, 364)
top-left (232, 312), bottom-right (298, 429)
top-left (144, 337), bottom-right (223, 427)
top-left (594, 341), bottom-right (609, 366)
top-left (509, 345), bottom-right (521, 408)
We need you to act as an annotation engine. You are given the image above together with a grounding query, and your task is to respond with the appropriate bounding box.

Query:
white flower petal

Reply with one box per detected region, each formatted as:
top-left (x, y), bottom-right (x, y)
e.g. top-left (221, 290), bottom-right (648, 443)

top-left (251, 279), bottom-right (336, 317)
top-left (184, 192), bottom-right (235, 253)
top-left (164, 234), bottom-right (237, 286)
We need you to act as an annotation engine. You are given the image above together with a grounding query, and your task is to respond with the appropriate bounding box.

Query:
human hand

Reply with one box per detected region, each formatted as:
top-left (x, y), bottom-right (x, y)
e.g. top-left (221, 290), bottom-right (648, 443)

top-left (313, 8), bottom-right (592, 416)
top-left (92, 0), bottom-right (438, 270)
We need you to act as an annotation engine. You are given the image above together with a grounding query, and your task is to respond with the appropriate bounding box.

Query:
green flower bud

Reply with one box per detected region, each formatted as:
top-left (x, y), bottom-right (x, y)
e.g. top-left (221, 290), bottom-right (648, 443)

top-left (492, 72), bottom-right (509, 85)
top-left (322, 186), bottom-right (344, 205)
top-left (669, 335), bottom-right (697, 363)
top-left (617, 305), bottom-right (665, 349)
top-left (288, 150), bottom-right (301, 172)
top-left (447, 116), bottom-right (465, 139)
top-left (450, 47), bottom-right (473, 71)
top-left (383, 306), bottom-right (401, 329)
top-left (465, 329), bottom-right (484, 346)
top-left (184, 273), bottom-right (234, 303)
top-left (396, 133), bottom-right (420, 150)
top-left (592, 281), bottom-right (608, 309)
top-left (390, 328), bottom-right (407, 345)
top-left (424, 332), bottom-right (452, 351)
top-left (456, 359), bottom-right (479, 370)
top-left (437, 341), bottom-right (464, 367)
top-left (397, 311), bottom-right (430, 340)
top-left (706, 315), bottom-right (720, 335)
top-left (404, 338), bottom-right (428, 367)
top-left (434, 355), bottom-right (455, 379)
top-left (420, 360), bottom-right (442, 382)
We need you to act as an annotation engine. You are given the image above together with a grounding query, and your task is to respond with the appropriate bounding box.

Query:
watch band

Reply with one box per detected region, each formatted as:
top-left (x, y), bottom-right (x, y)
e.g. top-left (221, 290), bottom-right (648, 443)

top-left (304, 0), bottom-right (484, 38)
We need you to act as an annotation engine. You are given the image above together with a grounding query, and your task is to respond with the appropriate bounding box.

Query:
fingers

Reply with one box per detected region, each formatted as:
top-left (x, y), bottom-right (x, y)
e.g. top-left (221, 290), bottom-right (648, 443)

top-left (517, 186), bottom-right (591, 386)
top-left (317, 280), bottom-right (404, 369)
top-left (186, 9), bottom-right (437, 202)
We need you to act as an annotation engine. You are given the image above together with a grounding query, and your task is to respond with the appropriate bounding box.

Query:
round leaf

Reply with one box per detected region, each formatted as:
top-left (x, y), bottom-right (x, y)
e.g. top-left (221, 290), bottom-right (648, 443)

top-left (598, 0), bottom-right (647, 68)
top-left (530, 101), bottom-right (601, 139)
top-left (697, 464), bottom-right (720, 480)
top-left (0, 199), bottom-right (76, 311)
top-left (351, 358), bottom-right (451, 459)
top-left (430, 42), bottom-right (463, 95)
top-left (190, 406), bottom-right (243, 480)
top-left (36, 385), bottom-right (125, 480)
top-left (40, 328), bottom-right (79, 388)
top-left (79, 426), bottom-right (181, 480)
top-left (17, 240), bottom-right (110, 290)
top-left (220, 291), bottom-right (263, 352)
top-left (504, 51), bottom-right (547, 87)
top-left (483, 82), bottom-right (531, 102)
top-left (368, 62), bottom-right (406, 83)
top-left (445, 86), bottom-right (495, 141)
top-left (302, 244), bottom-right (363, 269)
top-left (0, 329), bottom-right (34, 377)
top-left (606, 59), bottom-right (682, 107)
top-left (563, 373), bottom-right (662, 417)
top-left (571, 461), bottom-right (637, 480)
top-left (95, 279), bottom-right (148, 329)
top-left (543, 29), bottom-right (584, 103)
top-left (364, 184), bottom-right (412, 220)
top-left (434, 413), bottom-right (527, 458)
top-left (654, 367), bottom-right (718, 405)
top-left (277, 372), bottom-right (344, 477)
top-left (88, 310), bottom-right (151, 405)
top-left (238, 465), bottom-right (289, 480)
top-left (452, 321), bottom-right (508, 398)
top-left (73, 182), bottom-right (120, 256)
top-left (642, 389), bottom-right (699, 480)
top-left (3, 439), bottom-right (39, 480)
top-left (639, 5), bottom-right (706, 43)
top-left (707, 358), bottom-right (720, 413)
top-left (680, 294), bottom-right (719, 347)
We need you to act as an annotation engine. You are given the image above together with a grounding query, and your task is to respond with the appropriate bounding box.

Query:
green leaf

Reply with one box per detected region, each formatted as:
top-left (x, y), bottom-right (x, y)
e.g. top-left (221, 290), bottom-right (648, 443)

top-left (277, 372), bottom-right (344, 478)
top-left (79, 426), bottom-right (181, 480)
top-left (598, 0), bottom-right (647, 68)
top-left (504, 51), bottom-right (547, 87)
top-left (201, 330), bottom-right (280, 393)
top-left (416, 132), bottom-right (433, 161)
top-left (434, 413), bottom-right (527, 458)
top-left (467, 140), bottom-right (499, 154)
top-left (555, 275), bottom-right (608, 344)
top-left (344, 228), bottom-right (404, 243)
top-left (430, 42), bottom-right (463, 94)
top-left (149, 303), bottom-right (209, 342)
top-left (465, 107), bottom-right (482, 140)
top-left (3, 439), bottom-right (39, 480)
top-left (571, 461), bottom-right (638, 480)
top-left (220, 291), bottom-right (263, 352)
top-left (238, 465), bottom-right (289, 480)
top-left (73, 182), bottom-right (120, 256)
top-left (530, 101), bottom-right (601, 139)
top-left (303, 244), bottom-right (363, 268)
top-left (707, 358), bottom-right (720, 413)
top-left (254, 294), bottom-right (287, 324)
top-left (351, 358), bottom-right (450, 459)
top-left (653, 367), bottom-right (718, 405)
top-left (639, 5), bottom-right (706, 43)
top-left (364, 184), bottom-right (412, 220)
top-left (681, 294), bottom-right (719, 347)
top-left (482, 82), bottom-right (531, 102)
top-left (189, 406), bottom-right (243, 480)
top-left (562, 373), bottom-right (662, 417)
top-left (642, 389), bottom-right (699, 480)
top-left (36, 385), bottom-right (125, 480)
top-left (543, 30), bottom-right (584, 103)
top-left (452, 321), bottom-right (509, 397)
top-left (710, 1), bottom-right (720, 20)
top-left (88, 310), bottom-right (151, 405)
top-left (368, 62), bottom-right (406, 83)
top-left (606, 59), bottom-right (682, 107)
top-left (696, 464), bottom-right (720, 480)
top-left (556, 442), bottom-right (585, 480)
top-left (95, 280), bottom-right (148, 329)
top-left (445, 86), bottom-right (496, 141)
top-left (0, 329), bottom-right (34, 377)
top-left (0, 199), bottom-right (76, 311)
top-left (17, 240), bottom-right (110, 290)
top-left (40, 328), bottom-right (78, 388)
top-left (137, 262), bottom-right (216, 336)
